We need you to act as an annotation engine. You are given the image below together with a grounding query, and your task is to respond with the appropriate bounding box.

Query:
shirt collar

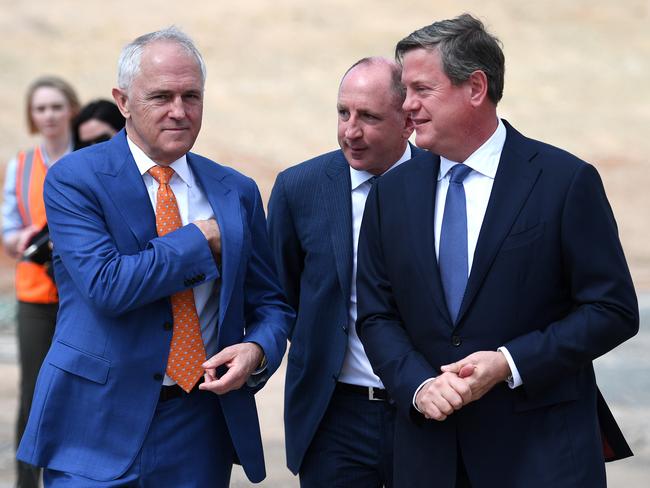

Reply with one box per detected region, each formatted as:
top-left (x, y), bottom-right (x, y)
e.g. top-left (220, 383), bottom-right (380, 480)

top-left (438, 118), bottom-right (506, 181)
top-left (350, 143), bottom-right (412, 191)
top-left (40, 141), bottom-right (73, 168)
top-left (127, 136), bottom-right (193, 187)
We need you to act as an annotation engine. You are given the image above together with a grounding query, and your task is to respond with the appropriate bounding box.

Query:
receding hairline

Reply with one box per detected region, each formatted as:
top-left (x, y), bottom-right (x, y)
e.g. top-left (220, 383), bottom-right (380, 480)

top-left (117, 26), bottom-right (206, 93)
top-left (340, 56), bottom-right (398, 84)
top-left (339, 56), bottom-right (406, 108)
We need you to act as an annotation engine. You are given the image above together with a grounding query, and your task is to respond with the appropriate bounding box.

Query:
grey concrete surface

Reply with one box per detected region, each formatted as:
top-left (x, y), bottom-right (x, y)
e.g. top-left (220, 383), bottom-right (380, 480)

top-left (0, 295), bottom-right (648, 487)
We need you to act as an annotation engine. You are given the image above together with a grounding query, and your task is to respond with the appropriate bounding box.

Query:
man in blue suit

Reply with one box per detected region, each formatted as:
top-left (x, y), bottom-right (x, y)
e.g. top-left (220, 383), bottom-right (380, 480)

top-left (17, 27), bottom-right (292, 487)
top-left (268, 57), bottom-right (420, 487)
top-left (356, 14), bottom-right (639, 488)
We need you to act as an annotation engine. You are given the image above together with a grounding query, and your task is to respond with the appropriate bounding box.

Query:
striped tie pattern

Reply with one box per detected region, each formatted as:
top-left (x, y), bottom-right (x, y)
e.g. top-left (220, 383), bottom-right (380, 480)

top-left (149, 165), bottom-right (206, 392)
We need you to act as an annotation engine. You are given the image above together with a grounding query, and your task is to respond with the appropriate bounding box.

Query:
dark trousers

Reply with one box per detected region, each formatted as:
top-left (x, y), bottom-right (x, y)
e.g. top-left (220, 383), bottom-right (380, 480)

top-left (300, 385), bottom-right (396, 488)
top-left (15, 301), bottom-right (58, 488)
top-left (456, 444), bottom-right (471, 488)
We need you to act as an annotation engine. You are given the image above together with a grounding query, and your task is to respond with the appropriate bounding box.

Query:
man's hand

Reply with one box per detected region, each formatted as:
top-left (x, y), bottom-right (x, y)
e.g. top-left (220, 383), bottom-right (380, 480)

top-left (415, 371), bottom-right (473, 421)
top-left (193, 218), bottom-right (221, 264)
top-left (440, 351), bottom-right (511, 403)
top-left (198, 342), bottom-right (264, 395)
top-left (3, 225), bottom-right (40, 258)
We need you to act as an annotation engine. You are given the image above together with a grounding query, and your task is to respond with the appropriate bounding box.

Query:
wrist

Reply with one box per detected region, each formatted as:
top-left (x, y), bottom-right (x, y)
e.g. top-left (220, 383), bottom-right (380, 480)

top-left (497, 350), bottom-right (512, 383)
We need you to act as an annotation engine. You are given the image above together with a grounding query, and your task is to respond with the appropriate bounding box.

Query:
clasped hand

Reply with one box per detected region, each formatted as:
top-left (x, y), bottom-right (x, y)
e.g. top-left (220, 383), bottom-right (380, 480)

top-left (415, 350), bottom-right (511, 421)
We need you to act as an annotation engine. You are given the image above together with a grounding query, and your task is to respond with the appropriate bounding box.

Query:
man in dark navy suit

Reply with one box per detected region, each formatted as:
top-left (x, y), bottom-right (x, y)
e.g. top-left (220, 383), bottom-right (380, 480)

top-left (356, 14), bottom-right (638, 488)
top-left (268, 57), bottom-right (422, 487)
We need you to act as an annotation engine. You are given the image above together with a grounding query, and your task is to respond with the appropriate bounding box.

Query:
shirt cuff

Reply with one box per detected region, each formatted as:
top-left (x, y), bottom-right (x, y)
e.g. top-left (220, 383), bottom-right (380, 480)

top-left (497, 346), bottom-right (523, 389)
top-left (412, 377), bottom-right (436, 413)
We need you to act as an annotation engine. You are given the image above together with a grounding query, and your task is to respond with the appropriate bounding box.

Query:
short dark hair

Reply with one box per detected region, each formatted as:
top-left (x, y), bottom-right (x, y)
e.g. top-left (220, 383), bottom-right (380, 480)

top-left (72, 99), bottom-right (126, 149)
top-left (396, 13), bottom-right (505, 104)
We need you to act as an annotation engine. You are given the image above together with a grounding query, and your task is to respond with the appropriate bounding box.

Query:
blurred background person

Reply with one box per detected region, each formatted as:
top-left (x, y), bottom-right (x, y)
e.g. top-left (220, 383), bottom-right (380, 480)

top-left (72, 99), bottom-right (125, 150)
top-left (1, 75), bottom-right (79, 488)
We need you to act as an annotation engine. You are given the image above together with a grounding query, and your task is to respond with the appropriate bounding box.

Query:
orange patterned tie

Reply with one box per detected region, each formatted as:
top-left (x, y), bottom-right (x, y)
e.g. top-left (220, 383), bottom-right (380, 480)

top-left (149, 165), bottom-right (206, 392)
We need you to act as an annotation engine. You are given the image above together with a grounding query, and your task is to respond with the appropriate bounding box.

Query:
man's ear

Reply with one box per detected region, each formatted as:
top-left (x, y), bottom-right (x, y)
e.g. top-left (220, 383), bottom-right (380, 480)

top-left (112, 88), bottom-right (130, 119)
top-left (467, 70), bottom-right (489, 107)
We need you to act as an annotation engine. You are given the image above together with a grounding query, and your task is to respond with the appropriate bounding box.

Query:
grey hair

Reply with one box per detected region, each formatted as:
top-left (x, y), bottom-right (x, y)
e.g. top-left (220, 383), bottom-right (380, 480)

top-left (117, 26), bottom-right (206, 92)
top-left (395, 13), bottom-right (505, 104)
top-left (341, 57), bottom-right (406, 108)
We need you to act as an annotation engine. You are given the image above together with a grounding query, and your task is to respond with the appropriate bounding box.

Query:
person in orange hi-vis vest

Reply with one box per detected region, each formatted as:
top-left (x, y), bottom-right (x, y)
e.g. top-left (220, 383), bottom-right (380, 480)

top-left (1, 75), bottom-right (79, 488)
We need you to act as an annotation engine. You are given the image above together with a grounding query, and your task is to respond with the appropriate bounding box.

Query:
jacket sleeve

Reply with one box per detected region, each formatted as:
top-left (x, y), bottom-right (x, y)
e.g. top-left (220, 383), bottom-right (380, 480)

top-left (505, 163), bottom-right (639, 396)
top-left (44, 160), bottom-right (220, 317)
top-left (240, 177), bottom-right (293, 377)
top-left (267, 171), bottom-right (303, 337)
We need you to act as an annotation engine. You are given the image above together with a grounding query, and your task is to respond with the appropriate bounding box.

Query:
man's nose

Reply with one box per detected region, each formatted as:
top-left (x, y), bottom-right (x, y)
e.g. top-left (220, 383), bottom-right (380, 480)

top-left (345, 117), bottom-right (362, 139)
top-left (402, 92), bottom-right (418, 112)
top-left (168, 96), bottom-right (186, 119)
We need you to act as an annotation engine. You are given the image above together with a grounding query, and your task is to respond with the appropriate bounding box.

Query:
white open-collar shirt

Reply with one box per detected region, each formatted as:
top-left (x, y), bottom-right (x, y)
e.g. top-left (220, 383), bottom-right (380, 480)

top-left (127, 136), bottom-right (219, 386)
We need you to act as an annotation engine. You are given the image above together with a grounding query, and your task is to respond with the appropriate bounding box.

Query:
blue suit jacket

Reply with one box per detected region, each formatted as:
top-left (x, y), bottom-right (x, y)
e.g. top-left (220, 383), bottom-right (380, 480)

top-left (17, 130), bottom-right (292, 483)
top-left (267, 144), bottom-right (423, 473)
top-left (356, 122), bottom-right (638, 488)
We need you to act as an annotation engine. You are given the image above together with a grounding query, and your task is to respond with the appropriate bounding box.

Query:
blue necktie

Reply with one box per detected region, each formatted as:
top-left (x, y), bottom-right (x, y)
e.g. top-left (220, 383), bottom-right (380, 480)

top-left (439, 164), bottom-right (473, 324)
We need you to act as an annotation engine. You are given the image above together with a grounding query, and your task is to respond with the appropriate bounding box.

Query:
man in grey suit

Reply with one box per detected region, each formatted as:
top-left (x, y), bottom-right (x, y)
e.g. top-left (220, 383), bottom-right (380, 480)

top-left (268, 57), bottom-right (422, 487)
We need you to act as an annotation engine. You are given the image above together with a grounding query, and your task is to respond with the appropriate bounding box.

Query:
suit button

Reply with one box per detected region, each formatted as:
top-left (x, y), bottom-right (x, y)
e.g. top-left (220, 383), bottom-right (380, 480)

top-left (199, 274), bottom-right (205, 280)
top-left (153, 373), bottom-right (163, 381)
top-left (342, 324), bottom-right (348, 334)
top-left (184, 279), bottom-right (191, 286)
top-left (163, 321), bottom-right (172, 331)
top-left (451, 335), bottom-right (462, 347)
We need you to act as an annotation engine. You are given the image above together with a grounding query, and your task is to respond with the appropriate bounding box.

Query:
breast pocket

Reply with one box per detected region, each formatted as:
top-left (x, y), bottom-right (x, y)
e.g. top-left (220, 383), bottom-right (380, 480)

top-left (500, 222), bottom-right (545, 252)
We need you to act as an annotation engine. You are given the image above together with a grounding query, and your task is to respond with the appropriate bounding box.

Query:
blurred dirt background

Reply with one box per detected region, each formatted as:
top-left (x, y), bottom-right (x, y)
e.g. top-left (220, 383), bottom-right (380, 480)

top-left (0, 0), bottom-right (648, 486)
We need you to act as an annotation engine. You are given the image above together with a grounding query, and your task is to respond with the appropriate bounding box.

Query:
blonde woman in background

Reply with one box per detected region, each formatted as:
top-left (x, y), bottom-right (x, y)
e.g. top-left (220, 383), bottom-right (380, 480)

top-left (1, 76), bottom-right (79, 488)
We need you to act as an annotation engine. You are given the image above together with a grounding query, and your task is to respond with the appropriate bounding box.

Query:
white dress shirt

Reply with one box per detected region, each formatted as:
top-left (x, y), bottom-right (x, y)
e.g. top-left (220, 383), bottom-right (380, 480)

top-left (127, 137), bottom-right (220, 386)
top-left (413, 119), bottom-right (522, 409)
top-left (338, 144), bottom-right (412, 388)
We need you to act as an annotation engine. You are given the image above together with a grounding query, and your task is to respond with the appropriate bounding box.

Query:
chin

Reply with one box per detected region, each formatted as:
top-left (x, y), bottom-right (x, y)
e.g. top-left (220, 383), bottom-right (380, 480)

top-left (414, 132), bottom-right (434, 151)
top-left (348, 160), bottom-right (372, 172)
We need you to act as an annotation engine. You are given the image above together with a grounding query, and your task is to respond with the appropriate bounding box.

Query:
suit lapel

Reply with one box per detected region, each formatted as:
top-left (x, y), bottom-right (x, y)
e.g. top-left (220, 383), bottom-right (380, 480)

top-left (96, 131), bottom-right (157, 249)
top-left (456, 123), bottom-right (541, 325)
top-left (189, 155), bottom-right (242, 325)
top-left (403, 151), bottom-right (451, 323)
top-left (324, 152), bottom-right (353, 301)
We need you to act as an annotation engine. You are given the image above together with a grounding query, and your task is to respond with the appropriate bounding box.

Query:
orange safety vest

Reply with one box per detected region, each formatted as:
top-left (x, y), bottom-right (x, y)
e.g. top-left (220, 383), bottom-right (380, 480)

top-left (14, 147), bottom-right (58, 303)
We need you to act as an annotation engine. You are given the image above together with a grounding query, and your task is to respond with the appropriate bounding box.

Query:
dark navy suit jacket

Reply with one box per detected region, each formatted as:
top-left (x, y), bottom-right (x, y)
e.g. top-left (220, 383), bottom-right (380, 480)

top-left (356, 122), bottom-right (638, 488)
top-left (267, 144), bottom-right (423, 473)
top-left (17, 130), bottom-right (292, 483)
